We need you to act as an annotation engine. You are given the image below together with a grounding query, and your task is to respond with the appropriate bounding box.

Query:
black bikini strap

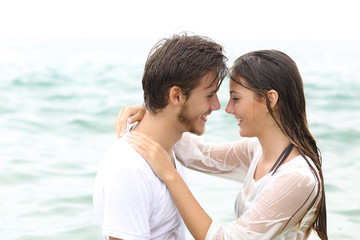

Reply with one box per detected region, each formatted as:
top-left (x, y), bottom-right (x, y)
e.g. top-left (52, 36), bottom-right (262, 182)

top-left (270, 143), bottom-right (294, 175)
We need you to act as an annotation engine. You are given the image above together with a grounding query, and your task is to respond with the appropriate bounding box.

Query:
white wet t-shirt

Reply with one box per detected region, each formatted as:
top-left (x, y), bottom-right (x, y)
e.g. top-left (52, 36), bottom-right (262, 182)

top-left (93, 133), bottom-right (186, 240)
top-left (174, 133), bottom-right (321, 240)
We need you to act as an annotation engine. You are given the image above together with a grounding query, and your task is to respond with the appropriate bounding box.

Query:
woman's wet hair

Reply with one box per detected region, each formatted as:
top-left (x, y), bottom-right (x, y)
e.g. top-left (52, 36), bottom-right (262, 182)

top-left (230, 50), bottom-right (328, 240)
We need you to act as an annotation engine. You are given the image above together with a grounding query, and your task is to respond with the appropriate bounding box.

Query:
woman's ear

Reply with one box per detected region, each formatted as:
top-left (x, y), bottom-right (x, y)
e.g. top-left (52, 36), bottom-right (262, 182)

top-left (168, 86), bottom-right (185, 106)
top-left (267, 90), bottom-right (279, 109)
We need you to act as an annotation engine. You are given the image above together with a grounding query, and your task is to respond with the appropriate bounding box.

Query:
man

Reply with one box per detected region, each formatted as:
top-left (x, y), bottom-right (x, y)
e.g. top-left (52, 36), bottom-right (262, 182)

top-left (93, 33), bottom-right (227, 240)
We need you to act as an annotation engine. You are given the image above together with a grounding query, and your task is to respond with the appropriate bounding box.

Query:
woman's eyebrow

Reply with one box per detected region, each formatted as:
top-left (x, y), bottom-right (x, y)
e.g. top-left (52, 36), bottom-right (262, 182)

top-left (229, 90), bottom-right (240, 94)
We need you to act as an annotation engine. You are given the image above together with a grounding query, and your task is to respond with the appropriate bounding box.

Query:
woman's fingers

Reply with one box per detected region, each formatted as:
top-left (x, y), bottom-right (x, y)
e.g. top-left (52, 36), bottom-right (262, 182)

top-left (127, 132), bottom-right (159, 156)
top-left (129, 107), bottom-right (146, 123)
top-left (129, 139), bottom-right (150, 160)
top-left (114, 108), bottom-right (126, 138)
top-left (114, 104), bottom-right (145, 138)
top-left (127, 132), bottom-right (173, 180)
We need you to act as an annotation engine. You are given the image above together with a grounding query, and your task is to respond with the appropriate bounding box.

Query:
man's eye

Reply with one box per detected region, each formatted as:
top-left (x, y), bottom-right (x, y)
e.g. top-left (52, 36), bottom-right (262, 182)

top-left (207, 94), bottom-right (214, 98)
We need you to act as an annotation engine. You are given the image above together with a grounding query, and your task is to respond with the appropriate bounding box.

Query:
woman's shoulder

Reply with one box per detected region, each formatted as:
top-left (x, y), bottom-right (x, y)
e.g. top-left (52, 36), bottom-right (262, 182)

top-left (273, 155), bottom-right (320, 190)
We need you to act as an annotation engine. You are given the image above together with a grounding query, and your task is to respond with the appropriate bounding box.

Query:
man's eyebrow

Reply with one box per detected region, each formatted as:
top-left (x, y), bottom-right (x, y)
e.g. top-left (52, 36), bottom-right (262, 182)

top-left (204, 84), bottom-right (219, 92)
top-left (204, 83), bottom-right (217, 90)
top-left (207, 88), bottom-right (218, 93)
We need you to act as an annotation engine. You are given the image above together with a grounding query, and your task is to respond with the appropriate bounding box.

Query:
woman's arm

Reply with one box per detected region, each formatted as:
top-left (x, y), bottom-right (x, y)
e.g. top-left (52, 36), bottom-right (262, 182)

top-left (174, 133), bottom-right (253, 182)
top-left (114, 105), bottom-right (251, 181)
top-left (127, 132), bottom-right (212, 240)
top-left (127, 132), bottom-right (320, 240)
top-left (166, 170), bottom-right (212, 240)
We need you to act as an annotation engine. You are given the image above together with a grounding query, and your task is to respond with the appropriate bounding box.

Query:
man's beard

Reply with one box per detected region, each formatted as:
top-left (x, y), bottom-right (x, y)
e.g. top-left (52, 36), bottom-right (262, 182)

top-left (178, 104), bottom-right (204, 136)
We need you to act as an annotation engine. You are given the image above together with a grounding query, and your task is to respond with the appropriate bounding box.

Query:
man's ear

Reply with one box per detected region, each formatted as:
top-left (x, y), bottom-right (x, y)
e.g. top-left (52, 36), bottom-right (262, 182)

top-left (169, 86), bottom-right (186, 106)
top-left (267, 90), bottom-right (279, 109)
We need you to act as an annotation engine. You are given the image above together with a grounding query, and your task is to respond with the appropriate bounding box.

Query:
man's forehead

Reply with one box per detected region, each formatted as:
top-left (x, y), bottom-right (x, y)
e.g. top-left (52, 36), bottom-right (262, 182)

top-left (199, 72), bottom-right (219, 90)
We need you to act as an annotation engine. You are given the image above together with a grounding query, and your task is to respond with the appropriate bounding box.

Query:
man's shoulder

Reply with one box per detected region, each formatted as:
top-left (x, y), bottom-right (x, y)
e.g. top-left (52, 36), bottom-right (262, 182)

top-left (100, 137), bottom-right (154, 176)
top-left (106, 137), bottom-right (135, 157)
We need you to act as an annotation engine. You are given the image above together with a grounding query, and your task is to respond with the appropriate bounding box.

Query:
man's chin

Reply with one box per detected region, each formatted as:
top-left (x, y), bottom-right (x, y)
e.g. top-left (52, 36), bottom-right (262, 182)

top-left (189, 126), bottom-right (205, 136)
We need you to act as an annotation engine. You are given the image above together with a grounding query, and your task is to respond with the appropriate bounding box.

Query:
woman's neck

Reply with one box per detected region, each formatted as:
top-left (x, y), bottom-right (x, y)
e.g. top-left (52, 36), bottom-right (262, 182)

top-left (257, 125), bottom-right (294, 164)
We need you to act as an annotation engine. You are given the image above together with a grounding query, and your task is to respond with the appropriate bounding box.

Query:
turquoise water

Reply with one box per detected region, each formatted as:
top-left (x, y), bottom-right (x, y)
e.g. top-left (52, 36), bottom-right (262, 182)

top-left (1, 37), bottom-right (359, 239)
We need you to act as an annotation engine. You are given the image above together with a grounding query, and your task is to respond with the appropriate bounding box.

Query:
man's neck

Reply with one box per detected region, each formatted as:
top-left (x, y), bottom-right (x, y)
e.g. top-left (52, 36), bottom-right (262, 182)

top-left (131, 111), bottom-right (184, 156)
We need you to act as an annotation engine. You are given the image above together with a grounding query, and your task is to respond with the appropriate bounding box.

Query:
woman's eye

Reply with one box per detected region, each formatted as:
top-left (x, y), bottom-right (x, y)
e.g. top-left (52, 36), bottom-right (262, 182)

top-left (232, 97), bottom-right (240, 101)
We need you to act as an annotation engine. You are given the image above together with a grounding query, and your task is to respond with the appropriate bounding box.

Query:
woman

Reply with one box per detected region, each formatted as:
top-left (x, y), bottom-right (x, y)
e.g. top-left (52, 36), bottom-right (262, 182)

top-left (119, 50), bottom-right (327, 239)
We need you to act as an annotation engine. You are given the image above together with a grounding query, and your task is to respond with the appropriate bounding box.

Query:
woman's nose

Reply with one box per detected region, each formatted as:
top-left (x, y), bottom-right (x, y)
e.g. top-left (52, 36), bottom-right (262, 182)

top-left (225, 100), bottom-right (233, 114)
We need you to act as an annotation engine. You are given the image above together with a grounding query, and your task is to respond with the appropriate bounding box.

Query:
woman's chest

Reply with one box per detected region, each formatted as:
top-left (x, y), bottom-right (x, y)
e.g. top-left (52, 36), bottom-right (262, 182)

top-left (235, 172), bottom-right (269, 217)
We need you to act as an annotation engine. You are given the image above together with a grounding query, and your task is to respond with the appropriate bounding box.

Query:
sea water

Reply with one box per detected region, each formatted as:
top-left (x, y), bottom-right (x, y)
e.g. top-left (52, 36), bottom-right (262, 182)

top-left (1, 37), bottom-right (359, 239)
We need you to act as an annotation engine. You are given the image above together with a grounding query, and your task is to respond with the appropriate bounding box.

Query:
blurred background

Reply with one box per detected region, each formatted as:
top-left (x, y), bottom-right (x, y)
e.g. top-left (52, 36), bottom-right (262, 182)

top-left (1, 0), bottom-right (359, 239)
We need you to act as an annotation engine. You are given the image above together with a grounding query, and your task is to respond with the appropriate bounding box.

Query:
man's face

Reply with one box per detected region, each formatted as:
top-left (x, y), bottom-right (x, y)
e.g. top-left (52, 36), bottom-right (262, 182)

top-left (178, 71), bottom-right (221, 135)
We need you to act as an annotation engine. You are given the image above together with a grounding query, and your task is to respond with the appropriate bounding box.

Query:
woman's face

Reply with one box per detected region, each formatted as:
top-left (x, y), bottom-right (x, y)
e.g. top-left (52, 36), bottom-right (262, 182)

top-left (225, 77), bottom-right (269, 138)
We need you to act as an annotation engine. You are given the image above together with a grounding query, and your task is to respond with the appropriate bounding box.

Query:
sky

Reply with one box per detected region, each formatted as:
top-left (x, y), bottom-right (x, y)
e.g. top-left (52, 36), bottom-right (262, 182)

top-left (0, 0), bottom-right (359, 42)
